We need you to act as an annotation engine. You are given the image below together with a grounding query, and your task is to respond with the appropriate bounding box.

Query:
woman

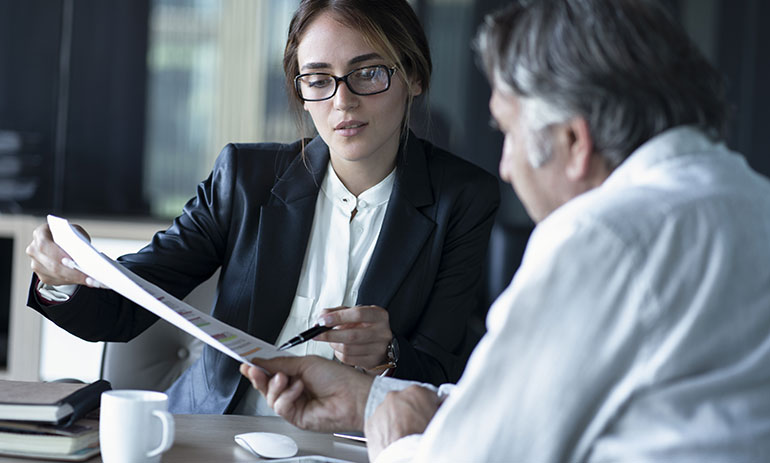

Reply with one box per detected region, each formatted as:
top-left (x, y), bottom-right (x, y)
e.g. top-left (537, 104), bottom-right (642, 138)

top-left (26, 0), bottom-right (499, 415)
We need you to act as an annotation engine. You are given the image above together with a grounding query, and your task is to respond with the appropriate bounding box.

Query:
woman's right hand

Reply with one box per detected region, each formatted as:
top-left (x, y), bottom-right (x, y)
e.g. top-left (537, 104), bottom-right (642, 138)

top-left (25, 223), bottom-right (101, 288)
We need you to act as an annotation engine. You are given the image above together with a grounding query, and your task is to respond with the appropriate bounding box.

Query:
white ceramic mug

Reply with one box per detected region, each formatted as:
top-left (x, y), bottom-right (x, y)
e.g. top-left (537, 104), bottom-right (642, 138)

top-left (99, 390), bottom-right (175, 463)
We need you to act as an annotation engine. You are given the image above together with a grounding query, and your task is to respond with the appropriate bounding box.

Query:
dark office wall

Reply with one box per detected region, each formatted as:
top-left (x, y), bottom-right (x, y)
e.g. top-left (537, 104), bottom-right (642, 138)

top-left (0, 0), bottom-right (63, 214)
top-left (716, 0), bottom-right (769, 176)
top-left (62, 0), bottom-right (151, 215)
top-left (0, 0), bottom-right (150, 216)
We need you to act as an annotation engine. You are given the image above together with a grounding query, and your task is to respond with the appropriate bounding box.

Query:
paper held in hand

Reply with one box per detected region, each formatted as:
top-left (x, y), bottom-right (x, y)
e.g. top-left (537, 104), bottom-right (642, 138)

top-left (47, 215), bottom-right (287, 366)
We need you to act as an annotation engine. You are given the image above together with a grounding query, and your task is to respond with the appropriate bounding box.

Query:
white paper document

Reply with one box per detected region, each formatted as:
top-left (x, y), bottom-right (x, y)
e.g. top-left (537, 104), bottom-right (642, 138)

top-left (47, 215), bottom-right (286, 367)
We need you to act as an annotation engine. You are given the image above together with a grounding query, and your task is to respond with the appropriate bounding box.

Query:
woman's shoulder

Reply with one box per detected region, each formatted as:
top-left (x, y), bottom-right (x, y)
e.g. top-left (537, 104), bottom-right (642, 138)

top-left (206, 139), bottom-right (311, 185)
top-left (219, 139), bottom-right (305, 166)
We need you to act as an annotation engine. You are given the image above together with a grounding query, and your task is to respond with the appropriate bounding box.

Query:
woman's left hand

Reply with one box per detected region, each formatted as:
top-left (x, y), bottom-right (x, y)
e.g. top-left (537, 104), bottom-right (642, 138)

top-left (313, 305), bottom-right (393, 371)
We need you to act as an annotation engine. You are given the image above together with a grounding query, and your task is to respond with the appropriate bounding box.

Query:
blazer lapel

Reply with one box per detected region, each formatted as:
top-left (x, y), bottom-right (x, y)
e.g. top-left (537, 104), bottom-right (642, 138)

top-left (357, 134), bottom-right (435, 307)
top-left (248, 137), bottom-right (329, 343)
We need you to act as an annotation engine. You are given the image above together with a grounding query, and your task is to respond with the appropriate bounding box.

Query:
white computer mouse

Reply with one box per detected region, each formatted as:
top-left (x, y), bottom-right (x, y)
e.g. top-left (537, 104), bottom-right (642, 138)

top-left (234, 431), bottom-right (299, 459)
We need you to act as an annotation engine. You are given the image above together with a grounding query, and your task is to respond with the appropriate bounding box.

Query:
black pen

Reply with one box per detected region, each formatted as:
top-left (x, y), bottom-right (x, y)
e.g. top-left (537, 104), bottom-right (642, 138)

top-left (277, 324), bottom-right (332, 351)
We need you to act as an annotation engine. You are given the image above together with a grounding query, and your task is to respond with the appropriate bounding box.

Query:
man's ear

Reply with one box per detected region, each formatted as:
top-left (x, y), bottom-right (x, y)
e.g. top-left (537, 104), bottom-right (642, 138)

top-left (564, 117), bottom-right (593, 181)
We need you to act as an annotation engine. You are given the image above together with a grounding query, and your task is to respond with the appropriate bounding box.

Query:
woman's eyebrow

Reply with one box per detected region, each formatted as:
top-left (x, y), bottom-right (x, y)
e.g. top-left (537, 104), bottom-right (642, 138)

top-left (300, 62), bottom-right (330, 72)
top-left (348, 53), bottom-right (382, 66)
top-left (300, 53), bottom-right (383, 72)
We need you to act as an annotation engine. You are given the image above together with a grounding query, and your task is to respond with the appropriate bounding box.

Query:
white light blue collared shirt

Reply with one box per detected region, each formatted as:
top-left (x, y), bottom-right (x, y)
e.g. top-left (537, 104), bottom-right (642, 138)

top-left (369, 127), bottom-right (770, 462)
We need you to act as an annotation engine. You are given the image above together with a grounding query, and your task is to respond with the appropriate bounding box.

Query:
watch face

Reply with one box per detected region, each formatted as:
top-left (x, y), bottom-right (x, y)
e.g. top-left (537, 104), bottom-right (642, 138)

top-left (387, 338), bottom-right (399, 363)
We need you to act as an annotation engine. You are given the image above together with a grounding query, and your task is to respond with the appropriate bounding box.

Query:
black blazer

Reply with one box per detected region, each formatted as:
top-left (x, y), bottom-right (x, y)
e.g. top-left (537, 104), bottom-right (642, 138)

top-left (29, 132), bottom-right (499, 414)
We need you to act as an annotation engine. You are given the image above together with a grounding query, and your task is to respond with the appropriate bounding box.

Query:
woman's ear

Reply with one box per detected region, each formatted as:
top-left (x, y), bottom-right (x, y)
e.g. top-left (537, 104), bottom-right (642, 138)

top-left (410, 80), bottom-right (423, 97)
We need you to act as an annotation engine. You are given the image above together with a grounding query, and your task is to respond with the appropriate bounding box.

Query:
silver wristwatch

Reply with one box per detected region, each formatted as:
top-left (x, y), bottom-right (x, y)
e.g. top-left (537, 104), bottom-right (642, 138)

top-left (385, 337), bottom-right (399, 368)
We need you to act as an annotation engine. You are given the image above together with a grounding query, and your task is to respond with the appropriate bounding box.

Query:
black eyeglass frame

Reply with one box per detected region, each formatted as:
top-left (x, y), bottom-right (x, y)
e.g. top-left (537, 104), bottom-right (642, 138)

top-left (294, 65), bottom-right (397, 102)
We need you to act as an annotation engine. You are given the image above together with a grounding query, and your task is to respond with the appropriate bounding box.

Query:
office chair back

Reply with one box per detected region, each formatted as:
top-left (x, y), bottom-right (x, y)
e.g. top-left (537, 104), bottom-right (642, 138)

top-left (99, 271), bottom-right (218, 391)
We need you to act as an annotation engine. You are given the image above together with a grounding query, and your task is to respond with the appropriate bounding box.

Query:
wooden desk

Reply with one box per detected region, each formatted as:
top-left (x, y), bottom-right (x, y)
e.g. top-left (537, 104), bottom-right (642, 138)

top-left (163, 415), bottom-right (368, 462)
top-left (0, 415), bottom-right (368, 463)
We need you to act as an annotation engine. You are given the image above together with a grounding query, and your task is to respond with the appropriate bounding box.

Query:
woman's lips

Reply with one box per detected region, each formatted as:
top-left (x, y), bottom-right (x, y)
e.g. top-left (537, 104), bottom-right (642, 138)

top-left (334, 120), bottom-right (368, 137)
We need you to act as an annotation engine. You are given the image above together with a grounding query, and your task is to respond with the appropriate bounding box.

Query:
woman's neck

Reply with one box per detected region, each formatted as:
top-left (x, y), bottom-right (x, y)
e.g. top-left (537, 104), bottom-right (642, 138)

top-left (331, 158), bottom-right (396, 196)
top-left (329, 144), bottom-right (399, 196)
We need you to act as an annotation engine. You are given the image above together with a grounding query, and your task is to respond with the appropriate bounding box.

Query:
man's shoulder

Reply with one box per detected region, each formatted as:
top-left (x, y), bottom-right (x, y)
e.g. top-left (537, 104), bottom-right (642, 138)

top-left (545, 147), bottom-right (770, 253)
top-left (542, 185), bottom-right (658, 249)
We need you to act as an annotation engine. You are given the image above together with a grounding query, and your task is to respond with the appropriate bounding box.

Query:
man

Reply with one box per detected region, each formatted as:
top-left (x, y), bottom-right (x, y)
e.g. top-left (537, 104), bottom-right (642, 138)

top-left (241, 0), bottom-right (770, 461)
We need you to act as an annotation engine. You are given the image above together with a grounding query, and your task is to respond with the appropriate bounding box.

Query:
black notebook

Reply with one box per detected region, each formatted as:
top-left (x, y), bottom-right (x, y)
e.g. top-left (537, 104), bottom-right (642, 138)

top-left (0, 380), bottom-right (111, 425)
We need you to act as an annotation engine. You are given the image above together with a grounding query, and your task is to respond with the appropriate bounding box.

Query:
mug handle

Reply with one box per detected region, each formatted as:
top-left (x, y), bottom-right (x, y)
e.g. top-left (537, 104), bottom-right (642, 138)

top-left (146, 410), bottom-right (175, 458)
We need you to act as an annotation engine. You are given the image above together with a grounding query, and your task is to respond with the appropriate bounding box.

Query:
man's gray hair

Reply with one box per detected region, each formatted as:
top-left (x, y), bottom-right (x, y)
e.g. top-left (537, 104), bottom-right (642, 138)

top-left (477, 0), bottom-right (728, 169)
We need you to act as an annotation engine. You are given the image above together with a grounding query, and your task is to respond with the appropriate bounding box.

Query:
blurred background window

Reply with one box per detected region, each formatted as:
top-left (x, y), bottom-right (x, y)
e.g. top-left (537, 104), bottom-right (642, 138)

top-left (143, 0), bottom-right (300, 217)
top-left (0, 0), bottom-right (765, 266)
top-left (1, 0), bottom-right (766, 223)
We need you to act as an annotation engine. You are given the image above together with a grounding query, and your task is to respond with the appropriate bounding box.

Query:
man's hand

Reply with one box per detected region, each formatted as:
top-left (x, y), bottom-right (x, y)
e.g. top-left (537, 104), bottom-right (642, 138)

top-left (313, 305), bottom-right (392, 370)
top-left (240, 355), bottom-right (374, 432)
top-left (26, 223), bottom-right (104, 288)
top-left (365, 385), bottom-right (441, 461)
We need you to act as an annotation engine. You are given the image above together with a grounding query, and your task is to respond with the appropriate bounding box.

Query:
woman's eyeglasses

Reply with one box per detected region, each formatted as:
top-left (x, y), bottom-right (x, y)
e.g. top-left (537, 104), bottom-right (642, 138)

top-left (294, 65), bottom-right (397, 102)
